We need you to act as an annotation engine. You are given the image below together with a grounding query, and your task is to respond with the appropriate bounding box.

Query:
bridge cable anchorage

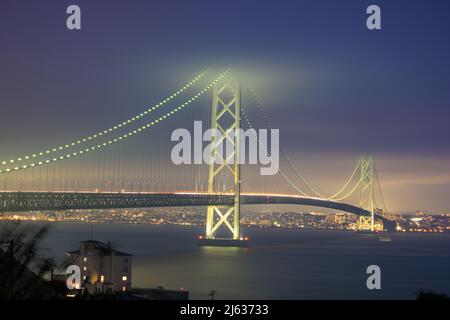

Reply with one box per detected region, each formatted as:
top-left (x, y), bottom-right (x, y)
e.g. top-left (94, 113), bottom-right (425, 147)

top-left (248, 86), bottom-right (362, 200)
top-left (0, 70), bottom-right (229, 175)
top-left (0, 71), bottom-right (208, 167)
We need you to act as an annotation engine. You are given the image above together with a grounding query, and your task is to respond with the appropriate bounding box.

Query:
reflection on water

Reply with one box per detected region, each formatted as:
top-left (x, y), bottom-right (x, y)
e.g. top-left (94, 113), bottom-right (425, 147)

top-left (26, 222), bottom-right (450, 299)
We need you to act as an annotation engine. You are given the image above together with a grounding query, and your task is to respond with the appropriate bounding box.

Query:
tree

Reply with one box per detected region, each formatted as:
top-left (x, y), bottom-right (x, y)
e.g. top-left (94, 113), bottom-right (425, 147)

top-left (0, 221), bottom-right (57, 299)
top-left (416, 289), bottom-right (450, 301)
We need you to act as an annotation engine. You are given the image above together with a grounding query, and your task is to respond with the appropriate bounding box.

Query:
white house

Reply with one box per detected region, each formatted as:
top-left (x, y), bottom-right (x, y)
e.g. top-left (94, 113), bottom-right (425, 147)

top-left (67, 240), bottom-right (132, 295)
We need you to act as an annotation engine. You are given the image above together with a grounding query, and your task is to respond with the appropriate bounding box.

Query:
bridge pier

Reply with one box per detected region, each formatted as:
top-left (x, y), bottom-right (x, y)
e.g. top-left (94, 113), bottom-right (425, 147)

top-left (356, 216), bottom-right (374, 231)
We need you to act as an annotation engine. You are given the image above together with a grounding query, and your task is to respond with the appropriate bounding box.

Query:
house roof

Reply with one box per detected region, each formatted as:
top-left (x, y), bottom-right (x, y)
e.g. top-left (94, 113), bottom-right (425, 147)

top-left (66, 240), bottom-right (133, 257)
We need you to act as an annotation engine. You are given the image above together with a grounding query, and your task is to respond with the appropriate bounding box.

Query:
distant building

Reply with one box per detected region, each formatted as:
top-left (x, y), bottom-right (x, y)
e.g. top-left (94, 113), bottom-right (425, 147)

top-left (334, 213), bottom-right (349, 226)
top-left (67, 240), bottom-right (132, 295)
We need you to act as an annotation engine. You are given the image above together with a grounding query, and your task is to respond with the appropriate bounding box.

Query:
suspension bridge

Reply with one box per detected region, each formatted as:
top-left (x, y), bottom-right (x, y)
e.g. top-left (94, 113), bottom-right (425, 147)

top-left (0, 70), bottom-right (396, 245)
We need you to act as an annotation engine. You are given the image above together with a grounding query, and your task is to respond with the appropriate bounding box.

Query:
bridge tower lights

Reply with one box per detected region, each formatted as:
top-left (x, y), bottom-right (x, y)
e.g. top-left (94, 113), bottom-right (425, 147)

top-left (357, 157), bottom-right (375, 231)
top-left (202, 78), bottom-right (245, 245)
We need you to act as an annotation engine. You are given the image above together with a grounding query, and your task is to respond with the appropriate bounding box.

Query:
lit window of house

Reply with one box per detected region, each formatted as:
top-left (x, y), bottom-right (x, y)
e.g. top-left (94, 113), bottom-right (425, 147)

top-left (122, 276), bottom-right (127, 281)
top-left (100, 275), bottom-right (104, 283)
top-left (83, 266), bottom-right (87, 271)
top-left (83, 257), bottom-right (87, 262)
top-left (122, 286), bottom-right (126, 292)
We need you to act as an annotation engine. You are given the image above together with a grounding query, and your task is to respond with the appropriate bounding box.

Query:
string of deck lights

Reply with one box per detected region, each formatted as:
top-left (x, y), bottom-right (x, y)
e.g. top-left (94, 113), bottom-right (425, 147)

top-left (0, 70), bottom-right (207, 166)
top-left (0, 71), bottom-right (228, 175)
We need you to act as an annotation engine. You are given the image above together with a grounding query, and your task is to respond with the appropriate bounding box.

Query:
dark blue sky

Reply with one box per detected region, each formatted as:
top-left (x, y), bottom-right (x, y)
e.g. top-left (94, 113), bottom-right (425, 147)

top-left (1, 0), bottom-right (450, 212)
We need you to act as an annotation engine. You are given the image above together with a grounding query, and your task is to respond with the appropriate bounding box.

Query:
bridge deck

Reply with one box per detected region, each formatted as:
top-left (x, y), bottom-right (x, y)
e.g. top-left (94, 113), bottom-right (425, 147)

top-left (0, 191), bottom-right (384, 220)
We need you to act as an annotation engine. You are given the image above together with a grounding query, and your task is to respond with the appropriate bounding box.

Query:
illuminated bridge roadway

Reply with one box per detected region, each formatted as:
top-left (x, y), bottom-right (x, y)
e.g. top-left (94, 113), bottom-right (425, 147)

top-left (0, 191), bottom-right (397, 230)
top-left (0, 191), bottom-right (391, 221)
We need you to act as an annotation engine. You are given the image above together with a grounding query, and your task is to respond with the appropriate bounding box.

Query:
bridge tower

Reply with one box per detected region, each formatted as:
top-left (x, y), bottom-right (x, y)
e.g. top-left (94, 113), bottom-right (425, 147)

top-left (357, 157), bottom-right (375, 231)
top-left (202, 78), bottom-right (245, 245)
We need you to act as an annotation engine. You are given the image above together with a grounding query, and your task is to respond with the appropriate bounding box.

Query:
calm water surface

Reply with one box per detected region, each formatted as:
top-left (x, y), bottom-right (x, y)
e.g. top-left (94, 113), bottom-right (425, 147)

top-left (28, 222), bottom-right (450, 299)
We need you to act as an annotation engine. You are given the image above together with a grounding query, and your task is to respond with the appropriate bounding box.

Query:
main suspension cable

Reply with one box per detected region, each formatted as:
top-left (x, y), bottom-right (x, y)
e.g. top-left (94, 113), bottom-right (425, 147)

top-left (248, 86), bottom-right (361, 200)
top-left (1, 70), bottom-right (207, 166)
top-left (0, 71), bottom-right (228, 175)
top-left (374, 164), bottom-right (389, 213)
top-left (240, 107), bottom-right (309, 197)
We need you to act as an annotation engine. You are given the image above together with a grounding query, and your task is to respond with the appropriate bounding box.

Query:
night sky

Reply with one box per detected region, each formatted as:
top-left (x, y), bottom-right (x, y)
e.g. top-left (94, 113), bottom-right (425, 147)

top-left (1, 0), bottom-right (450, 213)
